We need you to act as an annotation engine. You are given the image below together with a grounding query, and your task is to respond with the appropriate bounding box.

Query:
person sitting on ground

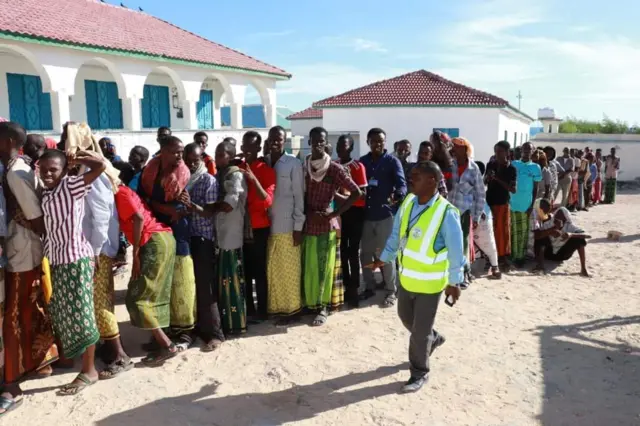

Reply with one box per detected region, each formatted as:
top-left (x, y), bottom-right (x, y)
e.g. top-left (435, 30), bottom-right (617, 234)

top-left (532, 199), bottom-right (590, 277)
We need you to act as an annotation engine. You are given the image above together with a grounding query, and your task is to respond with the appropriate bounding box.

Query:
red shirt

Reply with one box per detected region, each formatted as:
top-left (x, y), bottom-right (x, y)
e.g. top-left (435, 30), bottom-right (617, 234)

top-left (203, 153), bottom-right (217, 176)
top-left (115, 186), bottom-right (171, 247)
top-left (343, 160), bottom-right (368, 207)
top-left (240, 159), bottom-right (276, 229)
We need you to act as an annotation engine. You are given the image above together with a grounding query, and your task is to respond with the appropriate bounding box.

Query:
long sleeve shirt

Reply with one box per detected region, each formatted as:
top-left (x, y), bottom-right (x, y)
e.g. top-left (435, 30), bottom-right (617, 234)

top-left (266, 153), bottom-right (306, 234)
top-left (360, 151), bottom-right (407, 221)
top-left (82, 173), bottom-right (120, 258)
top-left (240, 159), bottom-right (276, 229)
top-left (379, 193), bottom-right (465, 286)
top-left (449, 159), bottom-right (486, 222)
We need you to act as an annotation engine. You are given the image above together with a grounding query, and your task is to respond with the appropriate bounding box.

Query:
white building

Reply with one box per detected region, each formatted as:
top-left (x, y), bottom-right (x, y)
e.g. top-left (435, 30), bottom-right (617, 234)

top-left (537, 107), bottom-right (563, 133)
top-left (0, 0), bottom-right (289, 156)
top-left (288, 70), bottom-right (533, 163)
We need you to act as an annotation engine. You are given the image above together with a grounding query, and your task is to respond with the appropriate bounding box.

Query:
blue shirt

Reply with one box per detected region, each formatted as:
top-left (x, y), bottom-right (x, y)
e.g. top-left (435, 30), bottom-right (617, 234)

top-left (360, 151), bottom-right (407, 221)
top-left (379, 193), bottom-right (465, 286)
top-left (510, 161), bottom-right (542, 213)
top-left (449, 159), bottom-right (486, 221)
top-left (189, 173), bottom-right (218, 241)
top-left (129, 172), bottom-right (141, 192)
top-left (589, 164), bottom-right (597, 183)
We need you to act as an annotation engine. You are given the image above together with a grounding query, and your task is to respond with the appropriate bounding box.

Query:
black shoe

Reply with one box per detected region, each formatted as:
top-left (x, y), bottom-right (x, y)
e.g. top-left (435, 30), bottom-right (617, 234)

top-left (358, 289), bottom-right (375, 301)
top-left (401, 375), bottom-right (428, 393)
top-left (430, 334), bottom-right (446, 355)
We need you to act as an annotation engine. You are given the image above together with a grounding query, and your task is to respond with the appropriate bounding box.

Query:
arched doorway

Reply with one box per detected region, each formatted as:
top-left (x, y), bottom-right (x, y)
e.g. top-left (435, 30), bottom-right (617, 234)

top-left (140, 67), bottom-right (185, 130)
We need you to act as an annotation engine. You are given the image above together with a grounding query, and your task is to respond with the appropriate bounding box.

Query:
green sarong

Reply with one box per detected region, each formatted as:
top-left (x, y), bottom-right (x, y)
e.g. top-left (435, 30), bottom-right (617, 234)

top-left (302, 231), bottom-right (337, 310)
top-left (510, 211), bottom-right (529, 263)
top-left (604, 178), bottom-right (617, 204)
top-left (218, 248), bottom-right (247, 334)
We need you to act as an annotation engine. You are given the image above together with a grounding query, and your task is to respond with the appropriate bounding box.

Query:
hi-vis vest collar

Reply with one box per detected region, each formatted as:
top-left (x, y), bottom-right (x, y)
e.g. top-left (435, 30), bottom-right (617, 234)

top-left (400, 193), bottom-right (449, 265)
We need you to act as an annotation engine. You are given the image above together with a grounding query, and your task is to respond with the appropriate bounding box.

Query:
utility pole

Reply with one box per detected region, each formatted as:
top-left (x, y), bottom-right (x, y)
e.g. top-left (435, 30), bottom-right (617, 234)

top-left (517, 90), bottom-right (523, 110)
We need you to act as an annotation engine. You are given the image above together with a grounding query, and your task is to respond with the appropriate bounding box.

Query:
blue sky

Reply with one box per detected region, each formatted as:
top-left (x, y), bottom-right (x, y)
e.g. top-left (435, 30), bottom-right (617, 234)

top-left (133, 0), bottom-right (640, 123)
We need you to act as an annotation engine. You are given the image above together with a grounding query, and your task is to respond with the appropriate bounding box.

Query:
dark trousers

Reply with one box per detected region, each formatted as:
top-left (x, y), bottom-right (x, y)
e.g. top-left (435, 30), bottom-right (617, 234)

top-left (190, 237), bottom-right (224, 342)
top-left (243, 227), bottom-right (270, 317)
top-left (340, 206), bottom-right (365, 300)
top-left (397, 286), bottom-right (442, 379)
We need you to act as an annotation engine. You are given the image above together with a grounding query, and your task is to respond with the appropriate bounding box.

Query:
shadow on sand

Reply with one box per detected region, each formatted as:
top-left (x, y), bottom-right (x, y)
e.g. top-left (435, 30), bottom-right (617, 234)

top-left (534, 315), bottom-right (640, 425)
top-left (95, 363), bottom-right (406, 426)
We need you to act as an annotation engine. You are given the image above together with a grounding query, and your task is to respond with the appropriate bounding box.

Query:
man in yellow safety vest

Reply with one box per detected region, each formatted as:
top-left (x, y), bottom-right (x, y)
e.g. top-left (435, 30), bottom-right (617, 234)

top-left (368, 161), bottom-right (465, 393)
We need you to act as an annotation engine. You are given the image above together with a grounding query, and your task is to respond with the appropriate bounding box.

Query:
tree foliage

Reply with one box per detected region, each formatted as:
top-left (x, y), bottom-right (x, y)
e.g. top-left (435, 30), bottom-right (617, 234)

top-left (559, 115), bottom-right (640, 134)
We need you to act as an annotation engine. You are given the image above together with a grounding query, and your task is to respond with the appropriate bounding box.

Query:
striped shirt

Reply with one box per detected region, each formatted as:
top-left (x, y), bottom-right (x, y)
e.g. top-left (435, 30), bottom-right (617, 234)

top-left (42, 175), bottom-right (94, 266)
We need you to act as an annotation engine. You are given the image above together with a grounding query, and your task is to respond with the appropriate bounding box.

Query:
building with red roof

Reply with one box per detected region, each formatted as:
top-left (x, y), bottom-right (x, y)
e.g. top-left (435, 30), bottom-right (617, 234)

top-left (0, 0), bottom-right (289, 155)
top-left (289, 70), bottom-right (533, 161)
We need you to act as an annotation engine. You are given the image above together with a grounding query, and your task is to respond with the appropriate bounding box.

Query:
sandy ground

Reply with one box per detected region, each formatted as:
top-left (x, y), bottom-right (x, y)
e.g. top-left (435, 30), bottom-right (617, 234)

top-left (7, 193), bottom-right (640, 426)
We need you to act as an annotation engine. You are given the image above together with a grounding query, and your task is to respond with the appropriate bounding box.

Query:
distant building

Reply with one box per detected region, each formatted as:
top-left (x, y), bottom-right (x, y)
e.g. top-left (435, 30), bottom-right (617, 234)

top-left (288, 70), bottom-right (533, 162)
top-left (220, 104), bottom-right (294, 129)
top-left (537, 107), bottom-right (563, 133)
top-left (0, 0), bottom-right (289, 155)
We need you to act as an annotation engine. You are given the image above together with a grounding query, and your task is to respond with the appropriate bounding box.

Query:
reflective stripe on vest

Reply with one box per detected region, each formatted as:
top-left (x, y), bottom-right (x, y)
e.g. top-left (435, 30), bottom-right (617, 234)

top-left (401, 198), bottom-right (449, 265)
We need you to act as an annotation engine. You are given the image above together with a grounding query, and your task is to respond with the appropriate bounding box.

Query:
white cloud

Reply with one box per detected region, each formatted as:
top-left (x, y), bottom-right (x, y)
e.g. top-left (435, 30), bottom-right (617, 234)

top-left (320, 36), bottom-right (388, 53)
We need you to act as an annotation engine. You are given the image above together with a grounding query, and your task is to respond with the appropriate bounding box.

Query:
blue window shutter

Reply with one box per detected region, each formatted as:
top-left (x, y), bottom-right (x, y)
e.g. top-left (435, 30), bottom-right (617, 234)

top-left (197, 89), bottom-right (213, 129)
top-left (7, 73), bottom-right (26, 126)
top-left (38, 91), bottom-right (53, 131)
top-left (106, 82), bottom-right (123, 129)
top-left (157, 86), bottom-right (170, 128)
top-left (85, 80), bottom-right (100, 129)
top-left (448, 128), bottom-right (459, 138)
top-left (141, 84), bottom-right (151, 128)
top-left (22, 75), bottom-right (41, 131)
top-left (96, 82), bottom-right (111, 129)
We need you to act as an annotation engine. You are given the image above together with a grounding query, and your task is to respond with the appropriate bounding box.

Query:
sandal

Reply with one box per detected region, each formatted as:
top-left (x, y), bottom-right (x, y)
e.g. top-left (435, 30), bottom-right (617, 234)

top-left (531, 266), bottom-right (546, 275)
top-left (201, 339), bottom-right (223, 353)
top-left (174, 333), bottom-right (194, 352)
top-left (141, 344), bottom-right (178, 367)
top-left (141, 337), bottom-right (161, 352)
top-left (57, 373), bottom-right (98, 396)
top-left (0, 396), bottom-right (23, 417)
top-left (311, 310), bottom-right (328, 327)
top-left (382, 294), bottom-right (397, 307)
top-left (488, 267), bottom-right (502, 280)
top-left (99, 358), bottom-right (134, 380)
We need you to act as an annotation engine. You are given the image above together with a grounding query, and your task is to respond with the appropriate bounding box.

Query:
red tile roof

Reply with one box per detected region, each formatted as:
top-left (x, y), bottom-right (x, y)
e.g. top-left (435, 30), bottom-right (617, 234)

top-left (286, 107), bottom-right (323, 120)
top-left (313, 70), bottom-right (508, 108)
top-left (0, 0), bottom-right (289, 78)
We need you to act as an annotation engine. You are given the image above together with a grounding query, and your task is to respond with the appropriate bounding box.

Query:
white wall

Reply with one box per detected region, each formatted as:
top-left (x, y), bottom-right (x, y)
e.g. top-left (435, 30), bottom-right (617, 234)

top-left (290, 118), bottom-right (323, 142)
top-left (498, 109), bottom-right (532, 150)
top-left (532, 133), bottom-right (640, 181)
top-left (322, 106), bottom-right (501, 162)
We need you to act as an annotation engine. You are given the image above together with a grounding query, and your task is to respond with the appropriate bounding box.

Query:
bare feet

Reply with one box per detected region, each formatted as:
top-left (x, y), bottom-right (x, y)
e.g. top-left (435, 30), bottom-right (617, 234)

top-left (580, 268), bottom-right (591, 277)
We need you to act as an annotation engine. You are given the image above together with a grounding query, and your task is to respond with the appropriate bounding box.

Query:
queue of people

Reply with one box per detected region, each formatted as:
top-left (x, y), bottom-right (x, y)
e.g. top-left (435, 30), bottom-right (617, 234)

top-left (0, 119), bottom-right (617, 415)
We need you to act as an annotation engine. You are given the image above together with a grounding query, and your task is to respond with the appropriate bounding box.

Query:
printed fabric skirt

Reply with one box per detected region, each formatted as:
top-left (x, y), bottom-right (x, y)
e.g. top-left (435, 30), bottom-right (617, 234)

top-left (510, 211), bottom-right (530, 263)
top-left (605, 178), bottom-right (617, 204)
top-left (93, 254), bottom-right (119, 340)
top-left (267, 233), bottom-right (302, 317)
top-left (3, 267), bottom-right (58, 383)
top-left (302, 231), bottom-right (344, 311)
top-left (49, 257), bottom-right (100, 359)
top-left (126, 231), bottom-right (176, 330)
top-left (218, 248), bottom-right (247, 335)
top-left (490, 204), bottom-right (511, 257)
top-left (170, 255), bottom-right (196, 331)
top-left (593, 177), bottom-right (603, 203)
top-left (569, 178), bottom-right (579, 206)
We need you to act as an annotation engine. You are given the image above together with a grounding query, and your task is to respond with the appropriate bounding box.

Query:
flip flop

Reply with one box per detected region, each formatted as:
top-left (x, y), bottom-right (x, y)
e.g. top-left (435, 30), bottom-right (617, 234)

top-left (99, 358), bottom-right (134, 380)
top-left (311, 311), bottom-right (328, 327)
top-left (0, 396), bottom-right (23, 418)
top-left (141, 344), bottom-right (178, 367)
top-left (201, 339), bottom-right (223, 353)
top-left (382, 294), bottom-right (397, 308)
top-left (57, 373), bottom-right (98, 396)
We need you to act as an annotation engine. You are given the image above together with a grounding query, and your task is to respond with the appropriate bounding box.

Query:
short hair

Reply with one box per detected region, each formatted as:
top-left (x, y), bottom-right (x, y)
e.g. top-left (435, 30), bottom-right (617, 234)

top-left (218, 140), bottom-right (236, 157)
top-left (337, 134), bottom-right (354, 150)
top-left (26, 134), bottom-right (46, 149)
top-left (396, 139), bottom-right (410, 146)
top-left (222, 136), bottom-right (237, 145)
top-left (131, 145), bottom-right (150, 161)
top-left (112, 160), bottom-right (136, 185)
top-left (495, 140), bottom-right (511, 152)
top-left (38, 149), bottom-right (67, 168)
top-left (184, 142), bottom-right (202, 156)
top-left (269, 125), bottom-right (286, 137)
top-left (522, 141), bottom-right (534, 150)
top-left (0, 121), bottom-right (27, 148)
top-left (543, 146), bottom-right (556, 159)
top-left (160, 135), bottom-right (182, 149)
top-left (243, 130), bottom-right (262, 147)
top-left (157, 126), bottom-right (171, 136)
top-left (419, 140), bottom-right (434, 151)
top-left (539, 198), bottom-right (551, 211)
top-left (193, 131), bottom-right (208, 141)
top-left (367, 127), bottom-right (386, 140)
top-left (475, 161), bottom-right (486, 176)
top-left (309, 126), bottom-right (328, 139)
top-left (412, 160), bottom-right (443, 181)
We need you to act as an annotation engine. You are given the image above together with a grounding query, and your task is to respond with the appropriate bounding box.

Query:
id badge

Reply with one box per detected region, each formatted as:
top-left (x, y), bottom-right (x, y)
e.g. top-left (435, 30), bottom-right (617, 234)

top-left (369, 178), bottom-right (379, 187)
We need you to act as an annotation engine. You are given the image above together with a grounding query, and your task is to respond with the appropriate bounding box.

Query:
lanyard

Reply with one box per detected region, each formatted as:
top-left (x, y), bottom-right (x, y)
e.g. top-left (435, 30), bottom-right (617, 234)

top-left (405, 200), bottom-right (432, 239)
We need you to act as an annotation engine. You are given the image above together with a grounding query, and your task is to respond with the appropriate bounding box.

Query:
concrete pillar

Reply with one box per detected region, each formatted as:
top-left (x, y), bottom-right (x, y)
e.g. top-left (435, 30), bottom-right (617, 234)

top-left (123, 96), bottom-right (142, 131)
top-left (229, 102), bottom-right (243, 129)
top-left (182, 99), bottom-right (199, 130)
top-left (49, 90), bottom-right (71, 132)
top-left (264, 103), bottom-right (277, 128)
top-left (213, 101), bottom-right (222, 128)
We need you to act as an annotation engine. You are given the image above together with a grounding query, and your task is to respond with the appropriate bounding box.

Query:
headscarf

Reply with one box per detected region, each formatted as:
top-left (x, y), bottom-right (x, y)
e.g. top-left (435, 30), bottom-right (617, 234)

top-left (141, 155), bottom-right (190, 202)
top-left (186, 161), bottom-right (207, 192)
top-left (62, 123), bottom-right (121, 193)
top-left (0, 117), bottom-right (7, 123)
top-left (451, 137), bottom-right (474, 159)
top-left (44, 138), bottom-right (58, 150)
